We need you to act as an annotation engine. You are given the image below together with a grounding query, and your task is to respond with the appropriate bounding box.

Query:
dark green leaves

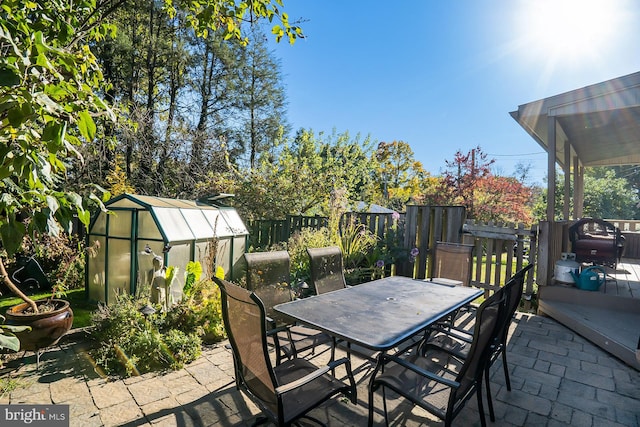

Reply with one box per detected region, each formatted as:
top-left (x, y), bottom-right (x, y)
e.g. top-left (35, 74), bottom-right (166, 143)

top-left (0, 67), bottom-right (20, 87)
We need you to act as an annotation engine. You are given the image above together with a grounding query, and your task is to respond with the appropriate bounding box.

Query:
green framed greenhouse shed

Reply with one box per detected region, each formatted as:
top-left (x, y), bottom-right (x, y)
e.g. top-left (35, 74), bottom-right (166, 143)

top-left (86, 194), bottom-right (248, 304)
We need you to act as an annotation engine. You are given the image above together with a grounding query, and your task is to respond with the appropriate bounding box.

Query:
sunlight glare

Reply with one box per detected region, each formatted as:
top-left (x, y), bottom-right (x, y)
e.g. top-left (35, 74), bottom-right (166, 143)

top-left (519, 0), bottom-right (626, 62)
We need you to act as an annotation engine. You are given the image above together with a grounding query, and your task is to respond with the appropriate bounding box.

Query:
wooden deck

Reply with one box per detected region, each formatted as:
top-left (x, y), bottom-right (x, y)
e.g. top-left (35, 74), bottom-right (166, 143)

top-left (538, 258), bottom-right (640, 371)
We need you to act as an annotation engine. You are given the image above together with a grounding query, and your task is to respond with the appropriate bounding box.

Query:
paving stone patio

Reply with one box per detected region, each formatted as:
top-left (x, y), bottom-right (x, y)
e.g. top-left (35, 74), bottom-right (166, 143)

top-left (1, 312), bottom-right (639, 426)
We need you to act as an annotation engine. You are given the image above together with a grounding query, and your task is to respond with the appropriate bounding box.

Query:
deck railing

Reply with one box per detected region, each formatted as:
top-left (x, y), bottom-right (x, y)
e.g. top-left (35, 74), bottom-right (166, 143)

top-left (462, 221), bottom-right (538, 311)
top-left (606, 219), bottom-right (640, 259)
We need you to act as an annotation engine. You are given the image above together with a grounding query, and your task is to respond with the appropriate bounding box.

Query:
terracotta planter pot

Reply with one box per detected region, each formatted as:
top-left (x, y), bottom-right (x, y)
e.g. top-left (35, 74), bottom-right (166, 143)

top-left (5, 299), bottom-right (73, 351)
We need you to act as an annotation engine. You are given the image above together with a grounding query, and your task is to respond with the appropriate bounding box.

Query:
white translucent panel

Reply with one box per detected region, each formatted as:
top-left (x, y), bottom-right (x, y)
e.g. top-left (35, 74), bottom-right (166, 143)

top-left (108, 198), bottom-right (145, 209)
top-left (152, 207), bottom-right (194, 241)
top-left (107, 239), bottom-right (131, 304)
top-left (231, 236), bottom-right (247, 280)
top-left (180, 209), bottom-right (215, 239)
top-left (195, 242), bottom-right (215, 279)
top-left (108, 210), bottom-right (133, 238)
top-left (138, 211), bottom-right (163, 240)
top-left (91, 213), bottom-right (107, 235)
top-left (136, 240), bottom-right (165, 298)
top-left (219, 209), bottom-right (248, 234)
top-left (216, 238), bottom-right (231, 279)
top-left (170, 199), bottom-right (197, 208)
top-left (128, 194), bottom-right (175, 208)
top-left (202, 210), bottom-right (234, 237)
top-left (88, 236), bottom-right (107, 302)
top-left (166, 243), bottom-right (191, 303)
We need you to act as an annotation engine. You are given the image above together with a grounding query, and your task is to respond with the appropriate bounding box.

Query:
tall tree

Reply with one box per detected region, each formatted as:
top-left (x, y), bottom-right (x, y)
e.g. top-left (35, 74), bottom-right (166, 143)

top-left (583, 169), bottom-right (638, 219)
top-left (374, 141), bottom-right (427, 210)
top-left (474, 176), bottom-right (533, 225)
top-left (231, 28), bottom-right (289, 168)
top-left (441, 146), bottom-right (495, 219)
top-left (187, 34), bottom-right (237, 189)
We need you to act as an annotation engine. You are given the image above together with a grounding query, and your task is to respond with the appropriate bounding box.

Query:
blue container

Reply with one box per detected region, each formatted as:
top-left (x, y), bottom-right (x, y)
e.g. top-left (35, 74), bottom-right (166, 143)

top-left (573, 266), bottom-right (605, 291)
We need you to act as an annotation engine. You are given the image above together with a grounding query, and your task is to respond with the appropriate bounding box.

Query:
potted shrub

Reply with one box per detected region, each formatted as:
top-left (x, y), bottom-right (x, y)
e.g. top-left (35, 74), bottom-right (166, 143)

top-left (3, 279), bottom-right (74, 353)
top-left (1, 241), bottom-right (99, 352)
top-left (1, 247), bottom-right (75, 351)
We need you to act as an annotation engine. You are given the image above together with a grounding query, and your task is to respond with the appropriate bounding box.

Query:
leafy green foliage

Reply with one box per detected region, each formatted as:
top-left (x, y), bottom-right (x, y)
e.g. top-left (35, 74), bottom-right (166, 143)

top-left (338, 221), bottom-right (377, 270)
top-left (532, 167), bottom-right (640, 221)
top-left (0, 376), bottom-right (21, 399)
top-left (90, 294), bottom-right (202, 377)
top-left (202, 129), bottom-right (377, 220)
top-left (183, 261), bottom-right (203, 297)
top-left (164, 279), bottom-right (225, 344)
top-left (0, 1), bottom-right (112, 256)
top-left (583, 168), bottom-right (639, 219)
top-left (166, 0), bottom-right (304, 45)
top-left (0, 314), bottom-right (30, 353)
top-left (280, 228), bottom-right (333, 284)
top-left (374, 141), bottom-right (429, 210)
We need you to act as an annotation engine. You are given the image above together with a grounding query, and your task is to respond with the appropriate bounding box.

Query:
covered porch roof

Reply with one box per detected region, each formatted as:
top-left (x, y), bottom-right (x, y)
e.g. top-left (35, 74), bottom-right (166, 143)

top-left (511, 71), bottom-right (640, 221)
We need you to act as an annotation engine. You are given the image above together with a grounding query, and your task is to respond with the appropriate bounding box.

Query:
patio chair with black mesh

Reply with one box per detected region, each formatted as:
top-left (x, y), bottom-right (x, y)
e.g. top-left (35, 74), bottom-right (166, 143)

top-left (424, 263), bottom-right (534, 421)
top-left (307, 246), bottom-right (347, 295)
top-left (429, 241), bottom-right (475, 327)
top-left (430, 241), bottom-right (474, 287)
top-left (244, 251), bottom-right (332, 363)
top-left (306, 246), bottom-right (374, 361)
top-left (367, 289), bottom-right (506, 427)
top-left (215, 277), bottom-right (357, 427)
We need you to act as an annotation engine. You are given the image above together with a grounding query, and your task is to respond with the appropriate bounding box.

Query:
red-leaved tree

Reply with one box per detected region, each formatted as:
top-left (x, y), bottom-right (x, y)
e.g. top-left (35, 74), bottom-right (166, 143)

top-left (436, 146), bottom-right (534, 225)
top-left (440, 146), bottom-right (494, 219)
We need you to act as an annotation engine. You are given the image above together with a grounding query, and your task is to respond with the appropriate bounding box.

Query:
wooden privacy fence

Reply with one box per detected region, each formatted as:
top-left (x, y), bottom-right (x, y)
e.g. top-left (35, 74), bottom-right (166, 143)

top-left (247, 215), bottom-right (328, 247)
top-left (396, 206), bottom-right (467, 277)
top-left (247, 207), bottom-right (538, 310)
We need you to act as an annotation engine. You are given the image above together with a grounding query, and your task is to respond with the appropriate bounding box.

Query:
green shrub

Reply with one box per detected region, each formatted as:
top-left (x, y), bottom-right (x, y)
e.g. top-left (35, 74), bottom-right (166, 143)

top-left (338, 220), bottom-right (377, 269)
top-left (90, 294), bottom-right (202, 377)
top-left (284, 227), bottom-right (333, 283)
top-left (164, 278), bottom-right (225, 344)
top-left (13, 232), bottom-right (86, 291)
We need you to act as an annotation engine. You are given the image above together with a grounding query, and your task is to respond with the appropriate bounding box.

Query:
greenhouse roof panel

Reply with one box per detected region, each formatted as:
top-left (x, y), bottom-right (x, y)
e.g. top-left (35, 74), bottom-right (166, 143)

top-left (152, 207), bottom-right (195, 241)
top-left (108, 198), bottom-right (146, 209)
top-left (129, 194), bottom-right (187, 208)
top-left (201, 210), bottom-right (235, 237)
top-left (219, 209), bottom-right (248, 234)
top-left (180, 209), bottom-right (216, 239)
top-left (102, 194), bottom-right (247, 241)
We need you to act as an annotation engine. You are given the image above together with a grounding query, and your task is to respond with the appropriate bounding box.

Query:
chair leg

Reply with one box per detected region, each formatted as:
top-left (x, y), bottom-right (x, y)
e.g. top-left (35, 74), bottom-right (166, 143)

top-left (502, 350), bottom-right (511, 391)
top-left (476, 382), bottom-right (487, 427)
top-left (330, 337), bottom-right (337, 376)
top-left (382, 387), bottom-right (389, 427)
top-left (484, 365), bottom-right (495, 422)
top-left (367, 384), bottom-right (376, 427)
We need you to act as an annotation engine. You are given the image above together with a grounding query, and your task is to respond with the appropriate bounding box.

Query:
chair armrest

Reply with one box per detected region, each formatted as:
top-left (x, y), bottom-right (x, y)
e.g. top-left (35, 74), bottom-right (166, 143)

top-left (420, 340), bottom-right (467, 362)
top-left (266, 325), bottom-right (290, 336)
top-left (275, 357), bottom-right (352, 394)
top-left (380, 353), bottom-right (460, 389)
top-left (266, 324), bottom-right (294, 361)
top-left (429, 323), bottom-right (473, 343)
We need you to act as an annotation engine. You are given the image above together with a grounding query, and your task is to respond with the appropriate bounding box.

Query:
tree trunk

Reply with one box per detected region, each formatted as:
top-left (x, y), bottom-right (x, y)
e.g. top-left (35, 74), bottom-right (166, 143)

top-left (0, 257), bottom-right (38, 313)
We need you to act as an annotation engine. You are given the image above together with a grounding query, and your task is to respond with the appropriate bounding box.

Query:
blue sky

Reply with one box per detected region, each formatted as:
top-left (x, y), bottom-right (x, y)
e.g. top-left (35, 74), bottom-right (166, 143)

top-left (268, 0), bottom-right (640, 185)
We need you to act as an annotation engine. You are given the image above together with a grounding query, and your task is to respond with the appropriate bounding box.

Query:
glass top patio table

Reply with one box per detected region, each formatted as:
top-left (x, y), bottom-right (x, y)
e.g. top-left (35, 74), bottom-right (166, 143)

top-left (274, 276), bottom-right (483, 352)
